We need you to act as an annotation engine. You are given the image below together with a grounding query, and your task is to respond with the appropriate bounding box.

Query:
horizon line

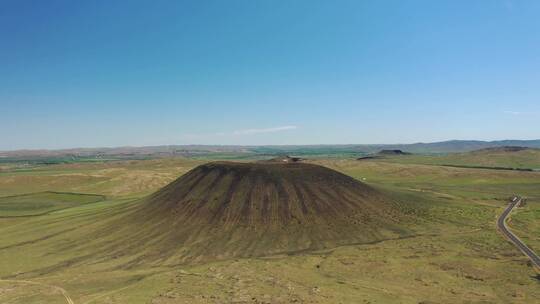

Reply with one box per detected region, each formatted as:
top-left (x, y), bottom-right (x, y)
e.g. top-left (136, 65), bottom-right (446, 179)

top-left (1, 138), bottom-right (540, 153)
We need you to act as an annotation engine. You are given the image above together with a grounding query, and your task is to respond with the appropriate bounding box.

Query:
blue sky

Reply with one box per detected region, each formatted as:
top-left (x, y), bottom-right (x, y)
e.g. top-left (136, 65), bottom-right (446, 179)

top-left (1, 0), bottom-right (539, 150)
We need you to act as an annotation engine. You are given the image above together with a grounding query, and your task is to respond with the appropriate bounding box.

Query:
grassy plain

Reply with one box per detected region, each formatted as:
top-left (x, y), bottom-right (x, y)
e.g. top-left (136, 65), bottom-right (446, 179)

top-left (0, 156), bottom-right (539, 303)
top-left (510, 197), bottom-right (540, 253)
top-left (0, 192), bottom-right (105, 217)
top-left (374, 148), bottom-right (540, 170)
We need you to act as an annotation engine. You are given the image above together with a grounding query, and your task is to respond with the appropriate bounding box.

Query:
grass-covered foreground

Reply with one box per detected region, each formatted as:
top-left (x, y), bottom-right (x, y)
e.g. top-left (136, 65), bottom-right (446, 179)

top-left (0, 192), bottom-right (105, 217)
top-left (371, 147), bottom-right (540, 170)
top-left (0, 157), bottom-right (538, 303)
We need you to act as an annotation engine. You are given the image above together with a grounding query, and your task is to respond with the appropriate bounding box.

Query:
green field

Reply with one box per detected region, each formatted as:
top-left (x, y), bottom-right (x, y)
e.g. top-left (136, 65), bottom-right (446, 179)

top-left (372, 147), bottom-right (540, 170)
top-left (0, 155), bottom-right (539, 303)
top-left (0, 192), bottom-right (105, 217)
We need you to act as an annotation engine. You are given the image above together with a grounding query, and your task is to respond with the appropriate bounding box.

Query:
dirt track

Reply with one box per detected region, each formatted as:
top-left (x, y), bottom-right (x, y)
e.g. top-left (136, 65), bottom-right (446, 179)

top-left (0, 279), bottom-right (74, 304)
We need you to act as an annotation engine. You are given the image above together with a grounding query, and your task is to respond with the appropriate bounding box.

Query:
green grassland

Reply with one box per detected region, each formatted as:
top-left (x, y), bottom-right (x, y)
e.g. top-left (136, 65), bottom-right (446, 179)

top-left (0, 158), bottom-right (203, 197)
top-left (0, 192), bottom-right (105, 217)
top-left (0, 156), bottom-right (539, 303)
top-left (510, 197), bottom-right (540, 253)
top-left (373, 148), bottom-right (540, 170)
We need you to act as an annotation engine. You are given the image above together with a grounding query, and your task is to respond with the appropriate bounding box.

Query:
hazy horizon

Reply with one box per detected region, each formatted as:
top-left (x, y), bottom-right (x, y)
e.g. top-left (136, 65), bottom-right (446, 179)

top-left (2, 138), bottom-right (540, 153)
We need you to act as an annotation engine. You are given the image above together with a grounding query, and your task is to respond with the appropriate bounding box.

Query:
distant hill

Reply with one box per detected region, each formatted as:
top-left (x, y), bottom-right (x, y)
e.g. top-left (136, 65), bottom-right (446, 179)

top-left (388, 140), bottom-right (540, 154)
top-left (250, 140), bottom-right (540, 155)
top-left (472, 146), bottom-right (530, 153)
top-left (2, 140), bottom-right (540, 160)
top-left (356, 149), bottom-right (411, 161)
top-left (380, 146), bottom-right (540, 170)
top-left (454, 146), bottom-right (540, 169)
top-left (377, 149), bottom-right (411, 155)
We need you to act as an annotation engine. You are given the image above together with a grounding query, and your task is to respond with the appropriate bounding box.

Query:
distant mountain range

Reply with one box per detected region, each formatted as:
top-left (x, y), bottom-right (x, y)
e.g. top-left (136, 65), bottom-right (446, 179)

top-left (1, 140), bottom-right (540, 159)
top-left (359, 139), bottom-right (540, 154)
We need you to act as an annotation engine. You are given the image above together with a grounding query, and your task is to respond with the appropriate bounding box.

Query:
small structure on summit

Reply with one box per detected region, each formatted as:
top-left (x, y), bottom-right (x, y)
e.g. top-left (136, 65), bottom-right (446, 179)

top-left (261, 155), bottom-right (304, 163)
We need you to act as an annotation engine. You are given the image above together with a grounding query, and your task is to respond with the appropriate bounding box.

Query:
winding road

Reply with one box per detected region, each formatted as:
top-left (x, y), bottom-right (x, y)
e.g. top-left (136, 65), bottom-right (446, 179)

top-left (497, 196), bottom-right (540, 269)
